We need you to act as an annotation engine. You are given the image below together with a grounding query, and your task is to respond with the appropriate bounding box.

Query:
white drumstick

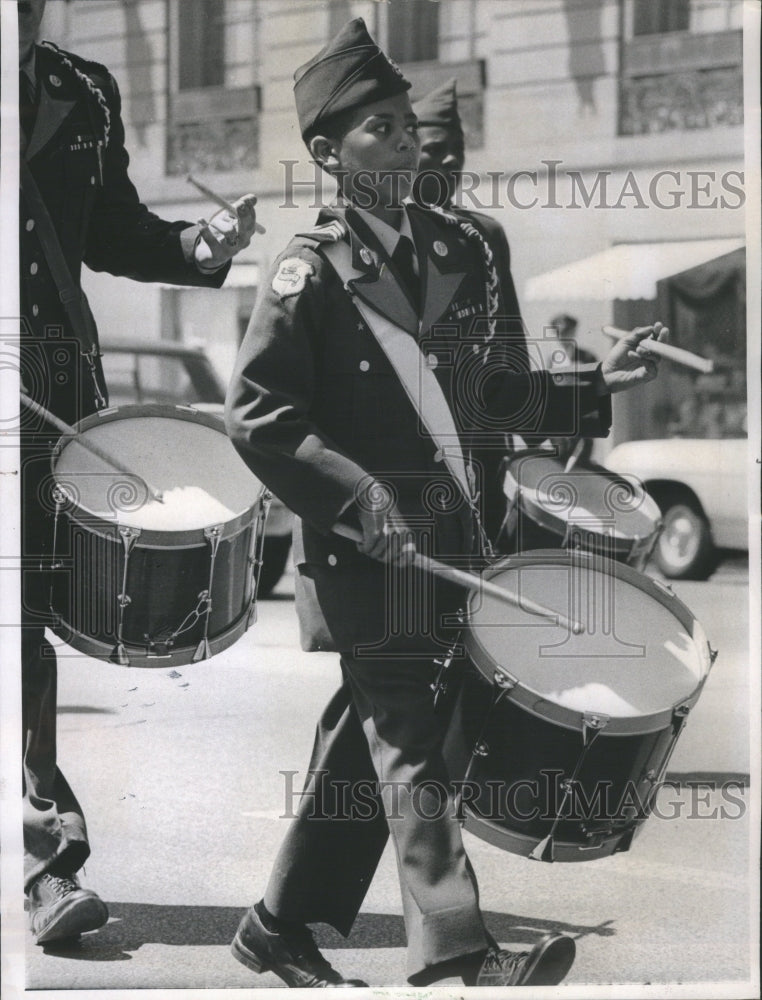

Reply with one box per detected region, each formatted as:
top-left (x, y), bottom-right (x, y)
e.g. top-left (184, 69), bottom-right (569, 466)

top-left (333, 523), bottom-right (584, 634)
top-left (602, 325), bottom-right (714, 374)
top-left (187, 174), bottom-right (266, 234)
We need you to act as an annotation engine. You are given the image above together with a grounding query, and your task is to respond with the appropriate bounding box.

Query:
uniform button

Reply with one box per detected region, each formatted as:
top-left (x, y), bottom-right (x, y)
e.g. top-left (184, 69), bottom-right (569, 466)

top-left (327, 554), bottom-right (338, 566)
top-left (30, 262), bottom-right (38, 275)
top-left (434, 449), bottom-right (443, 462)
top-left (32, 304), bottom-right (39, 316)
top-left (25, 219), bottom-right (35, 231)
top-left (472, 344), bottom-right (479, 354)
top-left (91, 176), bottom-right (96, 185)
top-left (359, 360), bottom-right (370, 372)
top-left (426, 353), bottom-right (438, 369)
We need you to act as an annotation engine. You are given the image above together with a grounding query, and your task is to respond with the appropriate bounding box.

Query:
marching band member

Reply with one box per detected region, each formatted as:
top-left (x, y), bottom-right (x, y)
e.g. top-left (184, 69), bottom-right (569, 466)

top-left (18, 0), bottom-right (257, 945)
top-left (225, 17), bottom-right (666, 988)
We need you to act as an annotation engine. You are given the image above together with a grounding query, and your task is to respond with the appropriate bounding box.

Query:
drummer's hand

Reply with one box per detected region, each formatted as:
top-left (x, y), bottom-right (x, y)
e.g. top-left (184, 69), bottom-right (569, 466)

top-left (598, 323), bottom-right (668, 394)
top-left (356, 506), bottom-right (416, 565)
top-left (194, 194), bottom-right (258, 270)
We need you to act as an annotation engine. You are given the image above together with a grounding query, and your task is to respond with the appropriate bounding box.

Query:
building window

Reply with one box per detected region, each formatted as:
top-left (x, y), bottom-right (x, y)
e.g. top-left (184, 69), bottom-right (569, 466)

top-left (167, 0), bottom-right (260, 176)
top-left (619, 0), bottom-right (742, 134)
top-left (633, 0), bottom-right (690, 36)
top-left (386, 1), bottom-right (439, 63)
top-left (178, 0), bottom-right (225, 90)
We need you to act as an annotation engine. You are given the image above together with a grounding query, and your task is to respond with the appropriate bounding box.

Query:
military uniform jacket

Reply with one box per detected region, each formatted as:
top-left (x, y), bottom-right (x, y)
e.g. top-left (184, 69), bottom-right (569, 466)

top-left (20, 42), bottom-right (229, 432)
top-left (226, 203), bottom-right (611, 654)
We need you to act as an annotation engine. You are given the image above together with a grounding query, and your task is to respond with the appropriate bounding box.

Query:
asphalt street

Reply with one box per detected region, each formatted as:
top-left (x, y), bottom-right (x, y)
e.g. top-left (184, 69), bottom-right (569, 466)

top-left (21, 552), bottom-right (758, 998)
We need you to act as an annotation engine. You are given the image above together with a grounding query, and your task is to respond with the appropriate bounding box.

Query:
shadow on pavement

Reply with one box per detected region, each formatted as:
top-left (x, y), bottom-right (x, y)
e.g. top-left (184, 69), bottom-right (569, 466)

top-left (41, 902), bottom-right (616, 961)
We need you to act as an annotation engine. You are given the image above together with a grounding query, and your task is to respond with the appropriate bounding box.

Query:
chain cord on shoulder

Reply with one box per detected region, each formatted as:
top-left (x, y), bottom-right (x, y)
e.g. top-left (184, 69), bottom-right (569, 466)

top-left (39, 41), bottom-right (111, 151)
top-left (429, 205), bottom-right (499, 348)
top-left (428, 206), bottom-right (499, 560)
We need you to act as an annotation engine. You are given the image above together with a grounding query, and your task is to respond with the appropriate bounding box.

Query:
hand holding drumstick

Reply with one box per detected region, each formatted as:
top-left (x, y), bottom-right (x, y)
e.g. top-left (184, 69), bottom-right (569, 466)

top-left (188, 175), bottom-right (265, 271)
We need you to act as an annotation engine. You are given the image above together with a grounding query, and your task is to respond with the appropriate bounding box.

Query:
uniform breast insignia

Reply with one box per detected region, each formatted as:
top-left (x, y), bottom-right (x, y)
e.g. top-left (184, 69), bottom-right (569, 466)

top-left (69, 134), bottom-right (98, 152)
top-left (272, 258), bottom-right (315, 298)
top-left (451, 298), bottom-right (482, 321)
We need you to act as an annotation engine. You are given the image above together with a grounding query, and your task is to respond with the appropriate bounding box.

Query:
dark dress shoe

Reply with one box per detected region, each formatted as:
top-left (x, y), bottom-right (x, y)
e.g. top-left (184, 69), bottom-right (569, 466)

top-left (231, 906), bottom-right (368, 988)
top-left (28, 873), bottom-right (109, 944)
top-left (476, 933), bottom-right (576, 987)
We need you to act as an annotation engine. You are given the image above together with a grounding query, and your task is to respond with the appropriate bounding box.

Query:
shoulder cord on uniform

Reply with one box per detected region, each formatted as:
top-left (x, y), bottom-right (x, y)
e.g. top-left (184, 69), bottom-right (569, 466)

top-left (426, 206), bottom-right (504, 559)
top-left (39, 41), bottom-right (111, 151)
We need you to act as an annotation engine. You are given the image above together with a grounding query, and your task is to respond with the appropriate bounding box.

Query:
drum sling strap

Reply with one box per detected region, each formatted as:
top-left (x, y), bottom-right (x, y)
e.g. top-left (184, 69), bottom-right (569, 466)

top-left (322, 237), bottom-right (474, 508)
top-left (20, 159), bottom-right (107, 410)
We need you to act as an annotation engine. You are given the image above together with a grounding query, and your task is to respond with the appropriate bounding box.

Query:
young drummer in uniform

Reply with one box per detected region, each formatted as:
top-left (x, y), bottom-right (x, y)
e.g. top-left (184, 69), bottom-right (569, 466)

top-left (225, 18), bottom-right (666, 989)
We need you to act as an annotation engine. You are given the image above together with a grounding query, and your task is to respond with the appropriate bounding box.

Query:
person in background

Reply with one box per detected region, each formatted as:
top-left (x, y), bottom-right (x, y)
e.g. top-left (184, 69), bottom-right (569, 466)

top-left (18, 0), bottom-right (258, 946)
top-left (413, 78), bottom-right (530, 548)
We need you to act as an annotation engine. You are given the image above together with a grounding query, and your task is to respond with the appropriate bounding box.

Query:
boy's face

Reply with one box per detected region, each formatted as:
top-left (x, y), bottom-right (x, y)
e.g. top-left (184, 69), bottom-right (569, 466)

top-left (331, 93), bottom-right (420, 208)
top-left (417, 125), bottom-right (465, 206)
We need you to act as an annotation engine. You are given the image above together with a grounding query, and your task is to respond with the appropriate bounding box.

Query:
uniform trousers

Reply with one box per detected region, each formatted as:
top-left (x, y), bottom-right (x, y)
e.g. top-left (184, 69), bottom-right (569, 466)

top-left (263, 652), bottom-right (490, 984)
top-left (22, 623), bottom-right (90, 891)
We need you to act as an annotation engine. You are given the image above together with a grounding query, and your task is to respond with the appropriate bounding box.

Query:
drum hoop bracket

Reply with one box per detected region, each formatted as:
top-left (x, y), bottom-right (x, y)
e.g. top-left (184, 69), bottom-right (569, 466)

top-left (582, 711), bottom-right (610, 746)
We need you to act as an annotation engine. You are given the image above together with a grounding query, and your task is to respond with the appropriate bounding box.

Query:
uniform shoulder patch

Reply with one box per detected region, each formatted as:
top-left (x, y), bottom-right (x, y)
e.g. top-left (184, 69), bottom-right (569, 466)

top-left (272, 257), bottom-right (315, 298)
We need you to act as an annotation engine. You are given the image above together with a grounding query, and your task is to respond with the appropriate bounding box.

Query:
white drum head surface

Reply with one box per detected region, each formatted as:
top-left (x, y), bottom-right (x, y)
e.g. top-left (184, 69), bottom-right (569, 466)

top-left (54, 413), bottom-right (261, 530)
top-left (470, 561), bottom-right (709, 719)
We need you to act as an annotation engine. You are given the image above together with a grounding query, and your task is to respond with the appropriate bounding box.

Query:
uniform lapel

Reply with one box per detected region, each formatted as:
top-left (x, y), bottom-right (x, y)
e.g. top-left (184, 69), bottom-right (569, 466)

top-left (25, 49), bottom-right (78, 161)
top-left (334, 208), bottom-right (419, 336)
top-left (408, 207), bottom-right (469, 335)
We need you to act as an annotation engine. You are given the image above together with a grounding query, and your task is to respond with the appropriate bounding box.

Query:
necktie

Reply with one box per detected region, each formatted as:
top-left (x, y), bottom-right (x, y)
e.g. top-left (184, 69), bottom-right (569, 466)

top-left (391, 236), bottom-right (419, 308)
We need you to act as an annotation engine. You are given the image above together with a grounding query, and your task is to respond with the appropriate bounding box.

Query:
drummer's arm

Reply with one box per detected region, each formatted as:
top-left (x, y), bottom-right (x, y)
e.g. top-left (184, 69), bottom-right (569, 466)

top-left (482, 364), bottom-right (612, 440)
top-left (225, 247), bottom-right (370, 534)
top-left (82, 73), bottom-right (229, 289)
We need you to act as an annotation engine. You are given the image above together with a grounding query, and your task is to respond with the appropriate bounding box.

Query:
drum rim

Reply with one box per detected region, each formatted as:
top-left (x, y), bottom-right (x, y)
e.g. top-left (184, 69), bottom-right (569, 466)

top-left (465, 549), bottom-right (711, 736)
top-left (504, 451), bottom-right (662, 545)
top-left (50, 403), bottom-right (266, 543)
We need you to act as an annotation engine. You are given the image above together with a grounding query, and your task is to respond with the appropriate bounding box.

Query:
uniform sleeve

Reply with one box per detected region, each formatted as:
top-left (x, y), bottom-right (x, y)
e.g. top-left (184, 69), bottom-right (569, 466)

top-left (225, 247), bottom-right (371, 533)
top-left (481, 364), bottom-right (612, 439)
top-left (83, 73), bottom-right (229, 288)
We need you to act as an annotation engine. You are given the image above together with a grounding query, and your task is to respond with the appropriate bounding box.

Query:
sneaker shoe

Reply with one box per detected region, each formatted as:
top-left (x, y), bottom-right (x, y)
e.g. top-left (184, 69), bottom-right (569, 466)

top-left (231, 904), bottom-right (368, 988)
top-left (476, 933), bottom-right (576, 987)
top-left (28, 873), bottom-right (109, 944)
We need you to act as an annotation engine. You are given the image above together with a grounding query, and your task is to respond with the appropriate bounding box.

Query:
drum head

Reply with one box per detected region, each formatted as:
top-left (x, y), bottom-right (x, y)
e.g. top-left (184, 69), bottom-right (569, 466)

top-left (53, 405), bottom-right (263, 532)
top-left (466, 551), bottom-right (711, 734)
top-left (504, 452), bottom-right (661, 543)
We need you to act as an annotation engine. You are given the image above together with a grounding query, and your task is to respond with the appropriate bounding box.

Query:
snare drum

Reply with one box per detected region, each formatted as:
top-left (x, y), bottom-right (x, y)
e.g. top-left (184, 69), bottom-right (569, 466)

top-left (502, 450), bottom-right (661, 568)
top-left (443, 550), bottom-right (714, 862)
top-left (49, 404), bottom-right (268, 667)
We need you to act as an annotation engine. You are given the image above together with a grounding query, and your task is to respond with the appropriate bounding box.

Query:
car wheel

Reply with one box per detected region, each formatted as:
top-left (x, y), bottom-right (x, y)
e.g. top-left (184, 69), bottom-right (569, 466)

top-left (652, 494), bottom-right (716, 580)
top-left (257, 534), bottom-right (292, 598)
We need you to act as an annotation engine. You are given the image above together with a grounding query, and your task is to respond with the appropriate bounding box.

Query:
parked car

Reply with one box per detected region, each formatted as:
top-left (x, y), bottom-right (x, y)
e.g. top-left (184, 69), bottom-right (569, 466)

top-left (100, 336), bottom-right (293, 596)
top-left (605, 436), bottom-right (748, 579)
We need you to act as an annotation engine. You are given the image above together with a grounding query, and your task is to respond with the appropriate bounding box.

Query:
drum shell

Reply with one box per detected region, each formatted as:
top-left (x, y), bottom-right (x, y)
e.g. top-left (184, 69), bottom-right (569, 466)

top-left (48, 404), bottom-right (267, 667)
top-left (49, 508), bottom-right (260, 661)
top-left (442, 550), bottom-right (713, 861)
top-left (444, 668), bottom-right (677, 861)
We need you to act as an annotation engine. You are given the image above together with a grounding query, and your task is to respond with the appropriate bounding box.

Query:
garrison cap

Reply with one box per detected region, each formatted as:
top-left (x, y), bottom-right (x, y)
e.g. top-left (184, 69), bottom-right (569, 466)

top-left (294, 18), bottom-right (411, 138)
top-left (413, 78), bottom-right (464, 140)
